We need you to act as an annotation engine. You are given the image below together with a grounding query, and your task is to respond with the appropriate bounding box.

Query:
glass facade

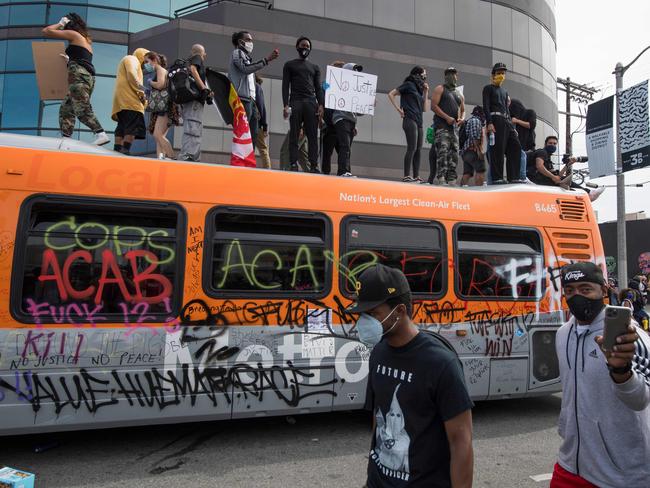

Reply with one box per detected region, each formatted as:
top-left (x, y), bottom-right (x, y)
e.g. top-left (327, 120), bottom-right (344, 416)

top-left (0, 0), bottom-right (197, 139)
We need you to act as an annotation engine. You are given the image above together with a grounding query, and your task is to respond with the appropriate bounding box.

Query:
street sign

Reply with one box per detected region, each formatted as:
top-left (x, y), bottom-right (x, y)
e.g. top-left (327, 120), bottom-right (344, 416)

top-left (619, 80), bottom-right (650, 171)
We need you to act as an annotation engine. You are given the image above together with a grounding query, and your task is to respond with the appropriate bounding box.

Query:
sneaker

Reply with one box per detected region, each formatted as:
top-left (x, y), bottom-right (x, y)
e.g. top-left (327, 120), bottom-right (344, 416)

top-left (492, 179), bottom-right (507, 185)
top-left (309, 165), bottom-right (321, 174)
top-left (92, 132), bottom-right (110, 146)
top-left (289, 163), bottom-right (299, 172)
top-left (413, 177), bottom-right (423, 184)
top-left (402, 175), bottom-right (414, 182)
top-left (589, 186), bottom-right (605, 202)
top-left (340, 172), bottom-right (357, 177)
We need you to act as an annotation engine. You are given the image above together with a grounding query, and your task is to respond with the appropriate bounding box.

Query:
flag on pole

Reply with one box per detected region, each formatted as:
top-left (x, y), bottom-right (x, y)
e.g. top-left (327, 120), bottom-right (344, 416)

top-left (205, 68), bottom-right (256, 167)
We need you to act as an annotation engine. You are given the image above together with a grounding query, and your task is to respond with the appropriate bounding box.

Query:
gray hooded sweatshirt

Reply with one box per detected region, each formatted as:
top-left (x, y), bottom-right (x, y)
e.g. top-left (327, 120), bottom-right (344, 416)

top-left (555, 308), bottom-right (650, 487)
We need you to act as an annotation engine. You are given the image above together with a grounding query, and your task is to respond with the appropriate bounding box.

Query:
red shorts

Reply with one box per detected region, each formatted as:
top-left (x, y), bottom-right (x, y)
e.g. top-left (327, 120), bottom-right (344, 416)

top-left (550, 463), bottom-right (598, 488)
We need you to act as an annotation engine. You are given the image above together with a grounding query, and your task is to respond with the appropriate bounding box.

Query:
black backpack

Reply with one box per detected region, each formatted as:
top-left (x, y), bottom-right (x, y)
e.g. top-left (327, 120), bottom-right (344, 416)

top-left (168, 58), bottom-right (199, 104)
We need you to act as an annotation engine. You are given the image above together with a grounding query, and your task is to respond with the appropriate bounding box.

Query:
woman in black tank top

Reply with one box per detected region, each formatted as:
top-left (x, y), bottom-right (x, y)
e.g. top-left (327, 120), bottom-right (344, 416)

top-left (42, 12), bottom-right (108, 145)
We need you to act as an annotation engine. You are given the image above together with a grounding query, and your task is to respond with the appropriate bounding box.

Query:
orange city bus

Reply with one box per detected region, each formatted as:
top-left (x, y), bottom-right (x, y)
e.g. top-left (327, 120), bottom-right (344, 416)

top-left (0, 134), bottom-right (605, 435)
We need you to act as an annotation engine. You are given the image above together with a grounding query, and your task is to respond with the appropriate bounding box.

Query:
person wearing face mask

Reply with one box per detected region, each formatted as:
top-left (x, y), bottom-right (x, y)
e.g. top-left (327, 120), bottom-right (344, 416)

top-left (482, 62), bottom-right (524, 183)
top-left (388, 66), bottom-right (431, 183)
top-left (282, 36), bottom-right (324, 173)
top-left (527, 135), bottom-right (605, 201)
top-left (431, 67), bottom-right (465, 185)
top-left (348, 264), bottom-right (474, 488)
top-left (551, 262), bottom-right (650, 488)
top-left (228, 31), bottom-right (279, 151)
top-left (111, 47), bottom-right (149, 155)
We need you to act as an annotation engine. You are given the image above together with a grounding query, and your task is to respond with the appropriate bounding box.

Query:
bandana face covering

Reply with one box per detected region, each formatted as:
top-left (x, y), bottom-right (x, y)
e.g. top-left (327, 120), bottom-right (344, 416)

top-left (444, 73), bottom-right (457, 88)
top-left (492, 73), bottom-right (505, 86)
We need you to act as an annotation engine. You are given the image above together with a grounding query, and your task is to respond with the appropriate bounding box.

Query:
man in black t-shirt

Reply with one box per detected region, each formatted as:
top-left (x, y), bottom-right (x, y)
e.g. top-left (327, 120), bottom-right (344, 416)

top-left (527, 135), bottom-right (569, 187)
top-left (349, 264), bottom-right (474, 488)
top-left (282, 36), bottom-right (324, 173)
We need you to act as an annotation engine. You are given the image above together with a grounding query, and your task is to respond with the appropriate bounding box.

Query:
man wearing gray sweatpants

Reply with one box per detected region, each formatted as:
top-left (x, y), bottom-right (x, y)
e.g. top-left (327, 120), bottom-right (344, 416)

top-left (551, 262), bottom-right (650, 488)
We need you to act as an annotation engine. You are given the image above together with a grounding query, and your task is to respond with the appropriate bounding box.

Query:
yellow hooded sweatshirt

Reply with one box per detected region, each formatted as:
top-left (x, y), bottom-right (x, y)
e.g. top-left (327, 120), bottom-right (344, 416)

top-left (111, 48), bottom-right (148, 120)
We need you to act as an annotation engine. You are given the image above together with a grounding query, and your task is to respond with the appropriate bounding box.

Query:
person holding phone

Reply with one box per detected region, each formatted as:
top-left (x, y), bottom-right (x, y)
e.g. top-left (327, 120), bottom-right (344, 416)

top-left (551, 262), bottom-right (650, 488)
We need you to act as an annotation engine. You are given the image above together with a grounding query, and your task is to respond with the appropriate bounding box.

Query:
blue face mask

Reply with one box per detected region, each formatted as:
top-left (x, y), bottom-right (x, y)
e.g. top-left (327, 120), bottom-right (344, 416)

top-left (143, 63), bottom-right (154, 74)
top-left (355, 307), bottom-right (399, 347)
top-left (545, 144), bottom-right (557, 154)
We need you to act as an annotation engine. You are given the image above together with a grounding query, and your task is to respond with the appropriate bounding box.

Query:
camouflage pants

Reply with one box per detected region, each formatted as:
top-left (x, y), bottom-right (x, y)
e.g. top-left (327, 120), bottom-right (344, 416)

top-left (59, 62), bottom-right (103, 137)
top-left (435, 127), bottom-right (459, 183)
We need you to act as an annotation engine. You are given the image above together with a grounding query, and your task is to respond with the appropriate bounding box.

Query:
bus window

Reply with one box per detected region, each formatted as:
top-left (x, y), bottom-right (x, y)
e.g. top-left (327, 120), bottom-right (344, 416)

top-left (341, 217), bottom-right (445, 297)
top-left (455, 225), bottom-right (543, 300)
top-left (13, 196), bottom-right (184, 323)
top-left (206, 209), bottom-right (330, 296)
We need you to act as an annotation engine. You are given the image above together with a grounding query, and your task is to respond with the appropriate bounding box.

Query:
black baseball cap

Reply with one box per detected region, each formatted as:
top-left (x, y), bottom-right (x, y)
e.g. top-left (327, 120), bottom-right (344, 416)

top-left (560, 262), bottom-right (605, 287)
top-left (346, 264), bottom-right (411, 314)
top-left (444, 66), bottom-right (457, 74)
top-left (492, 62), bottom-right (508, 74)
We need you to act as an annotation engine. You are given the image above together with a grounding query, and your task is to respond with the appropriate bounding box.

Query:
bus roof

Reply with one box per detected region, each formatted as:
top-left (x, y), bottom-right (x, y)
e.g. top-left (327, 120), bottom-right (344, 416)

top-left (0, 133), bottom-right (594, 227)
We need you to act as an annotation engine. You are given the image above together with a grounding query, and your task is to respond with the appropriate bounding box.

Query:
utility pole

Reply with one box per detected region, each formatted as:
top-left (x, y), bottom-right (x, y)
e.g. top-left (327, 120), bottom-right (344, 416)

top-left (613, 45), bottom-right (650, 287)
top-left (557, 77), bottom-right (599, 154)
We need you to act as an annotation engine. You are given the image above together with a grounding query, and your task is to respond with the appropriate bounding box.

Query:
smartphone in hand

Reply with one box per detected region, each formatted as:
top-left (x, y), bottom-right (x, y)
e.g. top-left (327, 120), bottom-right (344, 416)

top-left (602, 305), bottom-right (632, 351)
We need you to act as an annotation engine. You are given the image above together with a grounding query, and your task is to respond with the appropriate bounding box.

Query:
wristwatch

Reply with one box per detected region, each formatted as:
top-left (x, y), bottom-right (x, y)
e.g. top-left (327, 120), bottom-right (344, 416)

top-left (607, 362), bottom-right (632, 375)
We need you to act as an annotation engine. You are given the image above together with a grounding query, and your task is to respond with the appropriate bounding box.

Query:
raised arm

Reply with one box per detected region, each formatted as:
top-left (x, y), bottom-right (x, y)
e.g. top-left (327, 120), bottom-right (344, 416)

top-left (42, 19), bottom-right (83, 43)
top-left (231, 49), bottom-right (269, 75)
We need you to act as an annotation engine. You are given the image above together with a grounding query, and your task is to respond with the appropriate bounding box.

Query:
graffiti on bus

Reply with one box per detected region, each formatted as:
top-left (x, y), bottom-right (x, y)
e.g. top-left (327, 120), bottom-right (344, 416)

top-left (0, 361), bottom-right (338, 415)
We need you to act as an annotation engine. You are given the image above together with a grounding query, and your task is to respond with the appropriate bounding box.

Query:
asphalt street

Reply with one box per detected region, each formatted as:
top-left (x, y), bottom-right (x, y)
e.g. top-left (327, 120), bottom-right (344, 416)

top-left (1, 393), bottom-right (562, 488)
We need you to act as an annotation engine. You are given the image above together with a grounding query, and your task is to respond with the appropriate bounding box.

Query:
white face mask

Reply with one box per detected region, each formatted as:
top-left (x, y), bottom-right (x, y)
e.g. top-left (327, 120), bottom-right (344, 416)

top-left (355, 307), bottom-right (399, 347)
top-left (243, 41), bottom-right (254, 54)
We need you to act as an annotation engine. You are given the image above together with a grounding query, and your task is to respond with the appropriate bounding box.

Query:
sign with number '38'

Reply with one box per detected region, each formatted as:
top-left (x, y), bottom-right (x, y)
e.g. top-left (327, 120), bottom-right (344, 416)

top-left (619, 80), bottom-right (650, 172)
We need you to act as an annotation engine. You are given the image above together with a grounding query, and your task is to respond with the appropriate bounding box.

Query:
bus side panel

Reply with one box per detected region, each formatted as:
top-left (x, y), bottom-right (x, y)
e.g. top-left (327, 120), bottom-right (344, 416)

top-left (0, 327), bottom-right (235, 436)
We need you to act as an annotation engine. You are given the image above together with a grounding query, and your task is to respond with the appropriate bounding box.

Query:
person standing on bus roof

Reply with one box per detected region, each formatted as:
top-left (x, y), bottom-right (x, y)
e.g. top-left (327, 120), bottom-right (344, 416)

top-left (282, 36), bottom-right (324, 173)
top-left (42, 13), bottom-right (110, 146)
top-left (228, 31), bottom-right (279, 152)
top-left (388, 66), bottom-right (430, 183)
top-left (550, 262), bottom-right (650, 488)
top-left (349, 264), bottom-right (474, 488)
top-left (111, 47), bottom-right (149, 155)
top-left (431, 67), bottom-right (464, 186)
top-left (482, 62), bottom-right (523, 184)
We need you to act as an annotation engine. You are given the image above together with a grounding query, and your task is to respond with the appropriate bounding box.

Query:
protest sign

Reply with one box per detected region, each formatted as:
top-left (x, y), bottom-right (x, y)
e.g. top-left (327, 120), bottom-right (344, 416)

top-left (32, 41), bottom-right (68, 100)
top-left (325, 65), bottom-right (377, 115)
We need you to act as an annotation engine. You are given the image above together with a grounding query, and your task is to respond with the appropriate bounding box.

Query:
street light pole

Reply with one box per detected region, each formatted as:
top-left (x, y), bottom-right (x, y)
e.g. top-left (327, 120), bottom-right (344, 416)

top-left (614, 62), bottom-right (627, 287)
top-left (613, 44), bottom-right (650, 286)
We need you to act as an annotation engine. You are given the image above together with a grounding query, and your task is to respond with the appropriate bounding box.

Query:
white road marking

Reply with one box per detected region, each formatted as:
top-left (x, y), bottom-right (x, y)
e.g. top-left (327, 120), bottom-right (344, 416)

top-left (529, 473), bottom-right (553, 482)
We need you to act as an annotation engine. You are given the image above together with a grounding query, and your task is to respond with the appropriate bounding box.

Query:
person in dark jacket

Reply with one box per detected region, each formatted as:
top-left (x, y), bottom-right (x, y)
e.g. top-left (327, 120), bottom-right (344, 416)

top-left (482, 62), bottom-right (523, 183)
top-left (254, 75), bottom-right (271, 168)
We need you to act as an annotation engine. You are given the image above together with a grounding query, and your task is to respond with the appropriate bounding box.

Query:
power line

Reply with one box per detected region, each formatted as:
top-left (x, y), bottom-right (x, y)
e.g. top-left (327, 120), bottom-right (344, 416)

top-left (556, 77), bottom-right (599, 154)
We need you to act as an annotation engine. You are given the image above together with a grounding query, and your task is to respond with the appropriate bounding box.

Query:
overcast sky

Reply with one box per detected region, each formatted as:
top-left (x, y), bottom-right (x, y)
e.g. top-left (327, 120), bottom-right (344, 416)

top-left (556, 0), bottom-right (650, 222)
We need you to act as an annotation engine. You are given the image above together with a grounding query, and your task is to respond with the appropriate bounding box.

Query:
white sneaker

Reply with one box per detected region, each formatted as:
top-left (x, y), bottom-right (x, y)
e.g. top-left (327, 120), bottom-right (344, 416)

top-left (93, 132), bottom-right (110, 146)
top-left (589, 186), bottom-right (605, 202)
top-left (341, 172), bottom-right (357, 177)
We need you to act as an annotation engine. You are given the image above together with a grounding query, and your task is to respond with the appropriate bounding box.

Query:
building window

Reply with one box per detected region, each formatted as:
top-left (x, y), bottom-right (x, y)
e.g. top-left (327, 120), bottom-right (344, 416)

top-left (2, 73), bottom-right (39, 128)
top-left (9, 4), bottom-right (46, 26)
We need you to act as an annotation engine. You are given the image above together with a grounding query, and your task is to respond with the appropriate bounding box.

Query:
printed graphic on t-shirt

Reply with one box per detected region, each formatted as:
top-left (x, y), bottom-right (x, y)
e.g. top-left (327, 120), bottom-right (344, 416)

top-left (371, 384), bottom-right (411, 481)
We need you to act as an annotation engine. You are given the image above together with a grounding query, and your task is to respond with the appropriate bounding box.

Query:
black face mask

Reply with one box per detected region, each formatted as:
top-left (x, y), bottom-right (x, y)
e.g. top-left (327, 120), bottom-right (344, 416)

top-left (567, 295), bottom-right (605, 322)
top-left (297, 47), bottom-right (310, 59)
